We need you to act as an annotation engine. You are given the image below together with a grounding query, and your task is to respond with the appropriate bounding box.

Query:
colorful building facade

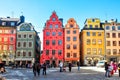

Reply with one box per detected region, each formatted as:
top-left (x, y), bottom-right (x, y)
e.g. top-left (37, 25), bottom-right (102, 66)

top-left (41, 12), bottom-right (64, 66)
top-left (15, 23), bottom-right (36, 66)
top-left (0, 16), bottom-right (24, 65)
top-left (81, 18), bottom-right (105, 65)
top-left (64, 18), bottom-right (80, 65)
top-left (104, 19), bottom-right (120, 62)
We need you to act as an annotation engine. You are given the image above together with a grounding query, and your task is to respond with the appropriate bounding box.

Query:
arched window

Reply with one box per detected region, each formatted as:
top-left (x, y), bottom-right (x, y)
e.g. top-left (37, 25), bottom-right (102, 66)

top-left (112, 26), bottom-right (115, 30)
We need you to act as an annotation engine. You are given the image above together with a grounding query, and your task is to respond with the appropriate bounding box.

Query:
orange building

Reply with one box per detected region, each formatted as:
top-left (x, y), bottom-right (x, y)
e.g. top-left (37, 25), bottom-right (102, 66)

top-left (64, 18), bottom-right (80, 65)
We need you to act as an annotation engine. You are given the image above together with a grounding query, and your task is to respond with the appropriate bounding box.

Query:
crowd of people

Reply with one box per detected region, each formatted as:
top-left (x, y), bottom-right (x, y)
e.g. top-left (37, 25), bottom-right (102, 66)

top-left (104, 61), bottom-right (120, 78)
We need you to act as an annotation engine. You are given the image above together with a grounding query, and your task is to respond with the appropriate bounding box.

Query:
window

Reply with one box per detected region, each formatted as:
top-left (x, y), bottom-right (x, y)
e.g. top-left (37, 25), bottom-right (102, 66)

top-left (46, 32), bottom-right (50, 36)
top-left (49, 24), bottom-right (52, 28)
top-left (119, 41), bottom-right (120, 46)
top-left (67, 30), bottom-right (70, 34)
top-left (89, 25), bottom-right (92, 28)
top-left (29, 42), bottom-right (32, 47)
top-left (73, 30), bottom-right (76, 34)
top-left (58, 50), bottom-right (62, 55)
top-left (52, 40), bottom-right (56, 45)
top-left (29, 35), bottom-right (32, 38)
top-left (73, 53), bottom-right (77, 58)
top-left (95, 25), bottom-right (98, 28)
top-left (18, 52), bottom-right (20, 56)
top-left (23, 42), bottom-right (26, 47)
top-left (10, 37), bottom-right (13, 41)
top-left (5, 30), bottom-right (8, 33)
top-left (52, 32), bottom-right (56, 36)
top-left (87, 48), bottom-right (91, 54)
top-left (55, 24), bottom-right (58, 28)
top-left (113, 41), bottom-right (117, 46)
top-left (107, 41), bottom-right (110, 46)
top-left (92, 32), bottom-right (96, 36)
top-left (87, 32), bottom-right (90, 36)
top-left (67, 37), bottom-right (70, 41)
top-left (46, 50), bottom-right (49, 55)
top-left (92, 39), bottom-right (96, 45)
top-left (112, 33), bottom-right (116, 38)
top-left (92, 19), bottom-right (95, 22)
top-left (58, 32), bottom-right (62, 36)
top-left (24, 34), bottom-right (26, 38)
top-left (23, 51), bottom-right (26, 56)
top-left (10, 30), bottom-right (14, 34)
top-left (118, 26), bottom-right (120, 30)
top-left (0, 30), bottom-right (2, 33)
top-left (9, 45), bottom-right (13, 50)
top-left (2, 22), bottom-right (6, 26)
top-left (58, 40), bottom-right (62, 45)
top-left (107, 49), bottom-right (111, 55)
top-left (52, 18), bottom-right (56, 21)
top-left (3, 45), bottom-right (7, 50)
top-left (113, 49), bottom-right (117, 54)
top-left (4, 38), bottom-right (7, 41)
top-left (28, 52), bottom-right (31, 56)
top-left (98, 48), bottom-right (102, 55)
top-left (106, 26), bottom-right (110, 30)
top-left (112, 26), bottom-right (115, 30)
top-left (18, 42), bottom-right (21, 47)
top-left (87, 39), bottom-right (90, 45)
top-left (70, 25), bottom-right (73, 28)
top-left (118, 33), bottom-right (120, 38)
top-left (73, 37), bottom-right (77, 41)
top-left (98, 32), bottom-right (101, 36)
top-left (98, 39), bottom-right (102, 44)
top-left (52, 50), bottom-right (55, 55)
top-left (106, 33), bottom-right (110, 38)
top-left (18, 34), bottom-right (21, 38)
top-left (119, 49), bottom-right (120, 54)
top-left (0, 45), bottom-right (2, 50)
top-left (73, 45), bottom-right (77, 49)
top-left (93, 48), bottom-right (97, 54)
top-left (67, 53), bottom-right (70, 57)
top-left (11, 22), bottom-right (15, 26)
top-left (46, 40), bottom-right (49, 45)
top-left (67, 44), bottom-right (70, 49)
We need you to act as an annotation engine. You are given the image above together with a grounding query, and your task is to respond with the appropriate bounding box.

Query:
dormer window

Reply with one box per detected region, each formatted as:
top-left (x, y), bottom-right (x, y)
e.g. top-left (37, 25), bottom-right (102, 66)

top-left (11, 22), bottom-right (15, 26)
top-left (52, 18), bottom-right (56, 21)
top-left (49, 24), bottom-right (52, 28)
top-left (70, 25), bottom-right (73, 28)
top-left (112, 26), bottom-right (115, 30)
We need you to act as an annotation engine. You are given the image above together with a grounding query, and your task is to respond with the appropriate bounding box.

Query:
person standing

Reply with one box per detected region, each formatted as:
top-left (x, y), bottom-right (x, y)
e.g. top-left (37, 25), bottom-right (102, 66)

top-left (42, 63), bottom-right (47, 75)
top-left (77, 61), bottom-right (80, 71)
top-left (68, 62), bottom-right (72, 72)
top-left (104, 62), bottom-right (109, 77)
top-left (59, 61), bottom-right (63, 72)
top-left (33, 63), bottom-right (37, 76)
top-left (118, 61), bottom-right (120, 77)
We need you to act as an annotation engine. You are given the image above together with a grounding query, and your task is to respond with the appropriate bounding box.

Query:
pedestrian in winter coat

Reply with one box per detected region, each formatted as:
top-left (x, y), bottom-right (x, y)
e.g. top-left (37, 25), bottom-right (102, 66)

top-left (42, 63), bottom-right (47, 75)
top-left (68, 62), bottom-right (72, 72)
top-left (118, 61), bottom-right (120, 77)
top-left (77, 61), bottom-right (80, 71)
top-left (33, 63), bottom-right (37, 76)
top-left (36, 63), bottom-right (41, 76)
top-left (104, 62), bottom-right (109, 77)
top-left (59, 61), bottom-right (63, 72)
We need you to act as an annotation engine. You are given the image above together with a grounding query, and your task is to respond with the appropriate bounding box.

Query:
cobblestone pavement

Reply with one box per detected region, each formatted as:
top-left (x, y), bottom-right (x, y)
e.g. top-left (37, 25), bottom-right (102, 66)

top-left (0, 67), bottom-right (120, 80)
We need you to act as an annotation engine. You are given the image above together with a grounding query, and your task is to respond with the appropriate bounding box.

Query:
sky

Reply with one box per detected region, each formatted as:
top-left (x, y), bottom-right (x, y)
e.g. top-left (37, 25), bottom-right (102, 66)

top-left (0, 0), bottom-right (120, 50)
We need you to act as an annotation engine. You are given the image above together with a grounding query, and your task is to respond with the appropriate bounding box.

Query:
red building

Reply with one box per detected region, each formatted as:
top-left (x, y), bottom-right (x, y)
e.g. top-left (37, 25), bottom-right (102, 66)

top-left (0, 16), bottom-right (24, 65)
top-left (41, 12), bottom-right (64, 67)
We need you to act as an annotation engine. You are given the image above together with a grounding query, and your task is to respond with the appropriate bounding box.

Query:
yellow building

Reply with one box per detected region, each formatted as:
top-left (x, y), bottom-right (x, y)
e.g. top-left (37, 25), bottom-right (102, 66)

top-left (104, 19), bottom-right (120, 62)
top-left (64, 18), bottom-right (80, 66)
top-left (81, 18), bottom-right (105, 65)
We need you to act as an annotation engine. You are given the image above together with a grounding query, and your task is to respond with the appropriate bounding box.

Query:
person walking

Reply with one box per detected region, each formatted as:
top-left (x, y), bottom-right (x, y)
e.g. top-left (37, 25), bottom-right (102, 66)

top-left (104, 62), bottom-right (109, 77)
top-left (118, 61), bottom-right (120, 77)
top-left (36, 63), bottom-right (41, 76)
top-left (42, 63), bottom-right (47, 75)
top-left (68, 62), bottom-right (72, 72)
top-left (59, 61), bottom-right (63, 72)
top-left (77, 61), bottom-right (80, 71)
top-left (33, 63), bottom-right (37, 76)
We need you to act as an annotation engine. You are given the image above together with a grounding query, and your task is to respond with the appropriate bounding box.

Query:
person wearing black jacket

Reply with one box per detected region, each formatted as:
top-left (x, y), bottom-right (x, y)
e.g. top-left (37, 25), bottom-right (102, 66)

top-left (68, 62), bottom-right (72, 72)
top-left (104, 62), bottom-right (110, 77)
top-left (42, 63), bottom-right (47, 75)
